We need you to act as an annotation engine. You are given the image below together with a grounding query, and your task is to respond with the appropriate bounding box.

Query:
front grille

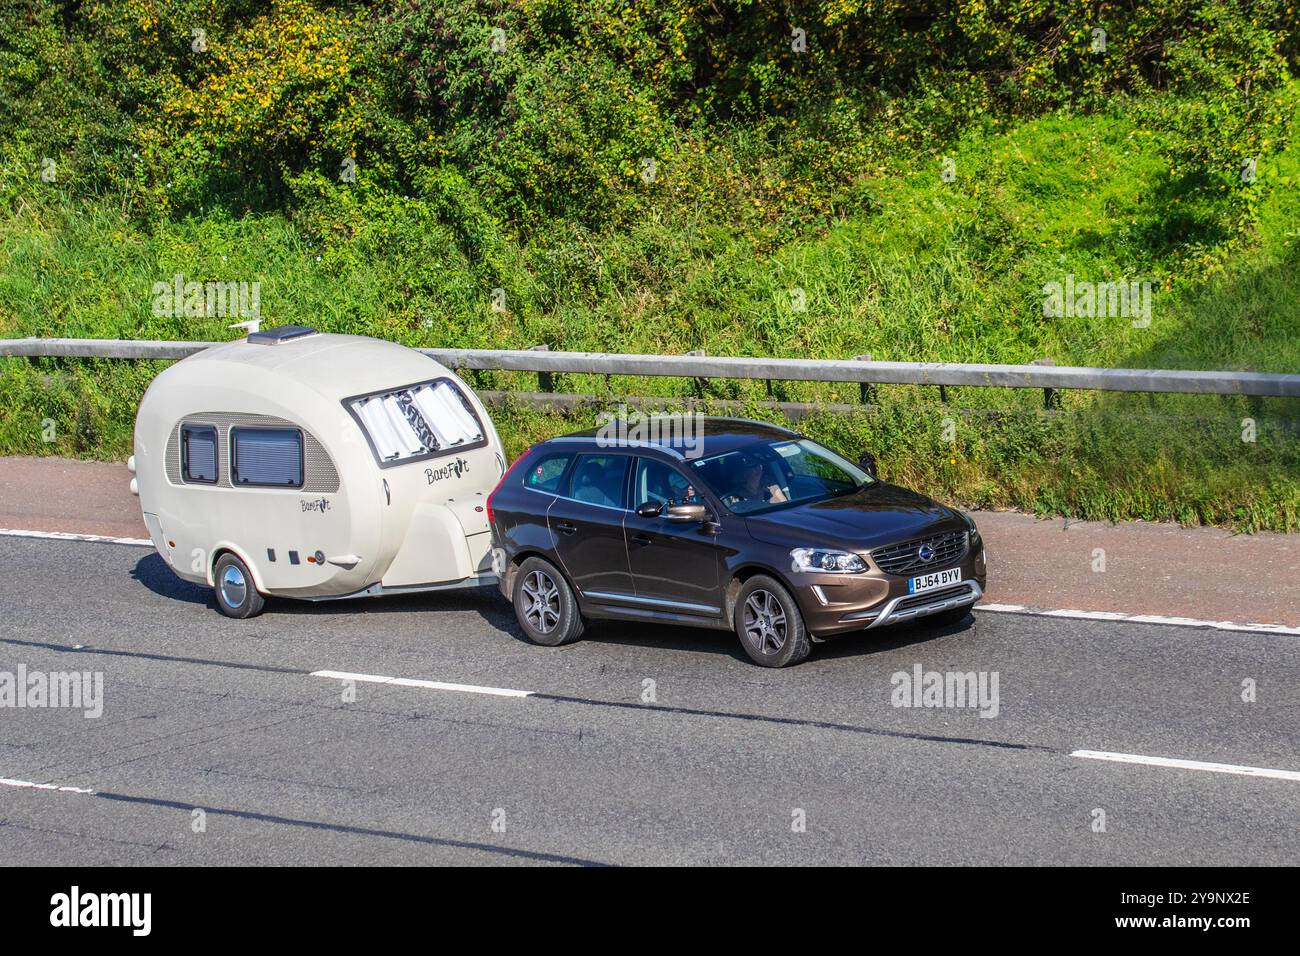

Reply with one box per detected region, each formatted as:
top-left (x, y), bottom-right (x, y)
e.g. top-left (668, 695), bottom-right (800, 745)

top-left (871, 530), bottom-right (968, 575)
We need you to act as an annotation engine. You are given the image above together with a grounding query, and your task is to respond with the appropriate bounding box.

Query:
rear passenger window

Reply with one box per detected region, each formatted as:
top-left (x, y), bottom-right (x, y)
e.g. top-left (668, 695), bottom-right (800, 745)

top-left (181, 424), bottom-right (218, 483)
top-left (567, 455), bottom-right (629, 509)
top-left (231, 427), bottom-right (303, 487)
top-left (524, 454), bottom-right (571, 493)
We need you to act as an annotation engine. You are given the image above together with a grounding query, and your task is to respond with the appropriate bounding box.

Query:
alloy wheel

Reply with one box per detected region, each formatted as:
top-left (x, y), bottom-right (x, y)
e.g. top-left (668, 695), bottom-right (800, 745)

top-left (521, 569), bottom-right (561, 634)
top-left (743, 589), bottom-right (787, 654)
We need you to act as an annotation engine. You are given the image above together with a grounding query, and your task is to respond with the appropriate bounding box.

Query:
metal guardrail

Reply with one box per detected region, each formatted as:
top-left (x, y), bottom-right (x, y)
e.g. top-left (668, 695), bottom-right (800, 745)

top-left (2, 336), bottom-right (1298, 398)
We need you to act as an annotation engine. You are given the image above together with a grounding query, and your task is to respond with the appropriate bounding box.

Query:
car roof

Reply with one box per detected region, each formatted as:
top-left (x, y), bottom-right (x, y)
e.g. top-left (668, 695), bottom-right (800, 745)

top-left (546, 417), bottom-right (800, 459)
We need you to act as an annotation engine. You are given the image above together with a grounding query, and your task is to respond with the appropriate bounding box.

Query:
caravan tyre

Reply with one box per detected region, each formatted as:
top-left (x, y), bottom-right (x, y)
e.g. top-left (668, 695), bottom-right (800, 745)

top-left (512, 557), bottom-right (584, 647)
top-left (213, 553), bottom-right (266, 619)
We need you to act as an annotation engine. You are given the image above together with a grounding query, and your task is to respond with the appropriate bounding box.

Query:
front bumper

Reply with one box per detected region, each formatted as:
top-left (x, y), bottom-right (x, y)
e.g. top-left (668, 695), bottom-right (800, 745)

top-left (791, 545), bottom-right (987, 637)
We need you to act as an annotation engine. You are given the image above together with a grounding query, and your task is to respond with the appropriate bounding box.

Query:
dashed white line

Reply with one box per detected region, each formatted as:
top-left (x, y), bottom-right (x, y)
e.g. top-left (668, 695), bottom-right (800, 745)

top-left (311, 670), bottom-right (534, 699)
top-left (1070, 750), bottom-right (1300, 782)
top-left (0, 527), bottom-right (152, 547)
top-left (0, 776), bottom-right (96, 794)
top-left (978, 603), bottom-right (1300, 636)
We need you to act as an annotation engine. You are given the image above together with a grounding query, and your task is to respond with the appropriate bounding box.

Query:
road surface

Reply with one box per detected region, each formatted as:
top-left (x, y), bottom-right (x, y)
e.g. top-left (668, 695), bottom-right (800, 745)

top-left (1, 535), bottom-right (1297, 865)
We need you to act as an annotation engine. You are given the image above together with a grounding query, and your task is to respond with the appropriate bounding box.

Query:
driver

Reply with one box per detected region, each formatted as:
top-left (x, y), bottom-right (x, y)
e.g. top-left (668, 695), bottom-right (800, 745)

top-left (731, 452), bottom-right (786, 506)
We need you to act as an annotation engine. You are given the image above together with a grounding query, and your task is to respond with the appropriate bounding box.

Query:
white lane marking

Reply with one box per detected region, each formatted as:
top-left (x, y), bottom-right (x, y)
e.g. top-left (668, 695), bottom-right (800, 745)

top-left (0, 527), bottom-right (152, 547)
top-left (311, 670), bottom-right (533, 699)
top-left (978, 603), bottom-right (1300, 636)
top-left (0, 776), bottom-right (96, 794)
top-left (1071, 750), bottom-right (1300, 782)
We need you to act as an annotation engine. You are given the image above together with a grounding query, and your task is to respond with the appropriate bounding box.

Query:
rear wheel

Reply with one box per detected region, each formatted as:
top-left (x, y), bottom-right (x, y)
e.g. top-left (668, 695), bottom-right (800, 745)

top-left (512, 557), bottom-right (585, 647)
top-left (213, 553), bottom-right (265, 619)
top-left (734, 575), bottom-right (811, 668)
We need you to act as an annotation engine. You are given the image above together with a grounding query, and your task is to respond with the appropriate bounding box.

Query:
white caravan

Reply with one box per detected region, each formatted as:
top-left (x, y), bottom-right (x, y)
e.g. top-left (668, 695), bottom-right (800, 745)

top-left (129, 326), bottom-right (506, 617)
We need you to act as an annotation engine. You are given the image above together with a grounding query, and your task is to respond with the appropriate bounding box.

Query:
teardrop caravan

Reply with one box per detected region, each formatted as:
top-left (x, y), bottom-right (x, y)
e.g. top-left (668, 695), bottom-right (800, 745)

top-left (130, 326), bottom-right (507, 617)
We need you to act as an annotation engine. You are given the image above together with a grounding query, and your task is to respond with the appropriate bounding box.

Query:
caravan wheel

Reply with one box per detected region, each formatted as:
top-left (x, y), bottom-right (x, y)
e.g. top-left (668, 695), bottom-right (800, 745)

top-left (213, 553), bottom-right (266, 619)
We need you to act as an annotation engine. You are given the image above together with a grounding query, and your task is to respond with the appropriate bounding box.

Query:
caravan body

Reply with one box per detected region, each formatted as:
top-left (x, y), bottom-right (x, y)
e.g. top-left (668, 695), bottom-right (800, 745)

top-left (130, 327), bottom-right (506, 614)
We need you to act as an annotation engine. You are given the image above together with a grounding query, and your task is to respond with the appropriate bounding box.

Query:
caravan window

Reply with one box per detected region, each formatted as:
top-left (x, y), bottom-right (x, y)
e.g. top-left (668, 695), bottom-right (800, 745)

top-left (343, 377), bottom-right (487, 468)
top-left (181, 424), bottom-right (218, 483)
top-left (231, 427), bottom-right (304, 487)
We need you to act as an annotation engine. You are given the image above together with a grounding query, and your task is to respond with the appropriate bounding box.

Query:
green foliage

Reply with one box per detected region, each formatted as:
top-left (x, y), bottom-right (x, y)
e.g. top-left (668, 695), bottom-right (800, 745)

top-left (0, 0), bottom-right (1297, 529)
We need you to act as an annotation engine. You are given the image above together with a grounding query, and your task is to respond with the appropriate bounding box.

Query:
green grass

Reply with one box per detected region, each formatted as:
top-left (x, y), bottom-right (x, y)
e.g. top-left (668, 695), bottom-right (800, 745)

top-left (2, 101), bottom-right (1298, 530)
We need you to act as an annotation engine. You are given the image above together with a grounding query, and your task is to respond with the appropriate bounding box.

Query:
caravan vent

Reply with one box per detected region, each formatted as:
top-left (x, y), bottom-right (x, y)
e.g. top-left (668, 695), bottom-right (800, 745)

top-left (343, 377), bottom-right (486, 468)
top-left (247, 325), bottom-right (318, 345)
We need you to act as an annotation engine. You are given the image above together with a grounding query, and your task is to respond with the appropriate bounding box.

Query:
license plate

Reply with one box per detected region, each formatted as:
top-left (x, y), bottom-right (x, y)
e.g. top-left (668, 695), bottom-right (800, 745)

top-left (908, 567), bottom-right (961, 594)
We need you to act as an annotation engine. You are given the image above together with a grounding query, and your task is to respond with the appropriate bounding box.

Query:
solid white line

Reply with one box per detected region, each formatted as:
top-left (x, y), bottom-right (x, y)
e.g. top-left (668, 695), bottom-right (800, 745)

top-left (0, 527), bottom-right (152, 547)
top-left (1070, 750), bottom-right (1300, 782)
top-left (310, 670), bottom-right (533, 699)
top-left (977, 603), bottom-right (1300, 636)
top-left (0, 776), bottom-right (96, 794)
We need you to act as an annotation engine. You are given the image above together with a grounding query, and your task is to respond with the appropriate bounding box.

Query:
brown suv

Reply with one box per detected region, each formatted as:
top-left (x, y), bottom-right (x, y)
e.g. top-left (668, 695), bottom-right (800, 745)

top-left (486, 418), bottom-right (986, 667)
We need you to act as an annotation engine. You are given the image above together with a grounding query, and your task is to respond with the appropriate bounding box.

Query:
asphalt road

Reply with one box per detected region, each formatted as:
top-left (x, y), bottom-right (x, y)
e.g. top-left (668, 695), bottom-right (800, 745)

top-left (1, 536), bottom-right (1297, 866)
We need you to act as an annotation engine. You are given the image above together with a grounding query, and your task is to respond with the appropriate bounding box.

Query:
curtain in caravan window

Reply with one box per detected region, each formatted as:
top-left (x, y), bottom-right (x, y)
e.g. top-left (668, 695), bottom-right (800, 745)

top-left (182, 425), bottom-right (218, 483)
top-left (345, 377), bottom-right (485, 466)
top-left (232, 428), bottom-right (303, 486)
top-left (410, 381), bottom-right (483, 448)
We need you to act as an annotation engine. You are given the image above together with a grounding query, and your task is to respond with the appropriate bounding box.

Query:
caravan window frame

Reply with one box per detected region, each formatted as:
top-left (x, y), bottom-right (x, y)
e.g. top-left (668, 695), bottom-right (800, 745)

top-left (341, 375), bottom-right (489, 470)
top-left (180, 423), bottom-right (219, 484)
top-left (229, 426), bottom-right (305, 489)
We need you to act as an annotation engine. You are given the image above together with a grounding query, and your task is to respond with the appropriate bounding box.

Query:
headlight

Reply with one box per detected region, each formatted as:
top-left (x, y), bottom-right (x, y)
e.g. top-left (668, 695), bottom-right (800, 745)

top-left (960, 513), bottom-right (981, 548)
top-left (790, 548), bottom-right (868, 573)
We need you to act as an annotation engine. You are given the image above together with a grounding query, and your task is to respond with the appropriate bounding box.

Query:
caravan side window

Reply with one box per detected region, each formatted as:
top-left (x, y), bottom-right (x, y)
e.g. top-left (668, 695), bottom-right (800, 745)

top-left (181, 424), bottom-right (218, 484)
top-left (231, 427), bottom-right (304, 488)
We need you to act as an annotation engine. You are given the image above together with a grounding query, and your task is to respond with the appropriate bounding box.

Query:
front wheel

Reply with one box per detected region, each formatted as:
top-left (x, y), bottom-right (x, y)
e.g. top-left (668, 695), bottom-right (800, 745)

top-left (213, 552), bottom-right (266, 618)
top-left (512, 557), bottom-right (585, 647)
top-left (734, 575), bottom-right (811, 668)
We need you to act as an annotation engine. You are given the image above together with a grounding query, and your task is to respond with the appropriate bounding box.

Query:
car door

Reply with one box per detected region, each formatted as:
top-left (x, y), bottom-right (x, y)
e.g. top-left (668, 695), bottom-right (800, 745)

top-left (548, 452), bottom-right (634, 599)
top-left (623, 455), bottom-right (723, 616)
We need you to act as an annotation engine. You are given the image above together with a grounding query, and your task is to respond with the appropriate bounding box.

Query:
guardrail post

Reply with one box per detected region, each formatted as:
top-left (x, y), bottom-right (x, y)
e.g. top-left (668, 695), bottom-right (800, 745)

top-left (687, 349), bottom-right (707, 398)
top-left (854, 354), bottom-right (877, 405)
top-left (1032, 358), bottom-right (1061, 410)
top-left (530, 344), bottom-right (553, 392)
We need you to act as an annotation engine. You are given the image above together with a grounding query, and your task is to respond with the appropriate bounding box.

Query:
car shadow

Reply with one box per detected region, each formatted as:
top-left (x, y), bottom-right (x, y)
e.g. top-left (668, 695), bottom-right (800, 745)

top-left (132, 552), bottom-right (974, 664)
top-left (809, 613), bottom-right (976, 662)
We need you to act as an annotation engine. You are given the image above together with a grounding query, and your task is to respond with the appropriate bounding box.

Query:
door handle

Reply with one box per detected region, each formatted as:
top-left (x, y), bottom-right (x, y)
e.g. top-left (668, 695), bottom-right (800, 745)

top-left (631, 532), bottom-right (654, 545)
top-left (554, 521), bottom-right (578, 535)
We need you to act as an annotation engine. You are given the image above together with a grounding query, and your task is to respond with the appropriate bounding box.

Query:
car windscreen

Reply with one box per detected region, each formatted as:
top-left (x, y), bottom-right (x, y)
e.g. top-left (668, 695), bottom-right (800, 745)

top-left (343, 377), bottom-right (486, 467)
top-left (688, 438), bottom-right (871, 515)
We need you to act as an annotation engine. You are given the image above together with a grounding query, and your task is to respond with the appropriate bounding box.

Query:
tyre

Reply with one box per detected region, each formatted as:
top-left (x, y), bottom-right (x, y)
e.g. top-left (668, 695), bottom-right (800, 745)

top-left (733, 574), bottom-right (811, 668)
top-left (512, 557), bottom-right (585, 647)
top-left (213, 552), bottom-right (266, 619)
top-left (927, 603), bottom-right (975, 628)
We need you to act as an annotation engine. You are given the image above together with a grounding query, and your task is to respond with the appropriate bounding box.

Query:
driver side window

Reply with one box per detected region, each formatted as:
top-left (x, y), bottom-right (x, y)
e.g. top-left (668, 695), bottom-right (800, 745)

top-left (635, 458), bottom-right (699, 510)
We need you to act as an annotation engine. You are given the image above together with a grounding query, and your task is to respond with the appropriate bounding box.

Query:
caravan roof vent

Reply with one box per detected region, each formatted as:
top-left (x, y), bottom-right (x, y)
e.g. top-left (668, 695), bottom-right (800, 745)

top-left (247, 325), bottom-right (319, 345)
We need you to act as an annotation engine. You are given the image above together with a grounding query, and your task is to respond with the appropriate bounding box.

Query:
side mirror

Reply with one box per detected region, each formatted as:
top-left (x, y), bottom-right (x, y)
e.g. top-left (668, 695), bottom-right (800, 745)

top-left (858, 452), bottom-right (878, 479)
top-left (635, 500), bottom-right (663, 518)
top-left (665, 502), bottom-right (708, 523)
